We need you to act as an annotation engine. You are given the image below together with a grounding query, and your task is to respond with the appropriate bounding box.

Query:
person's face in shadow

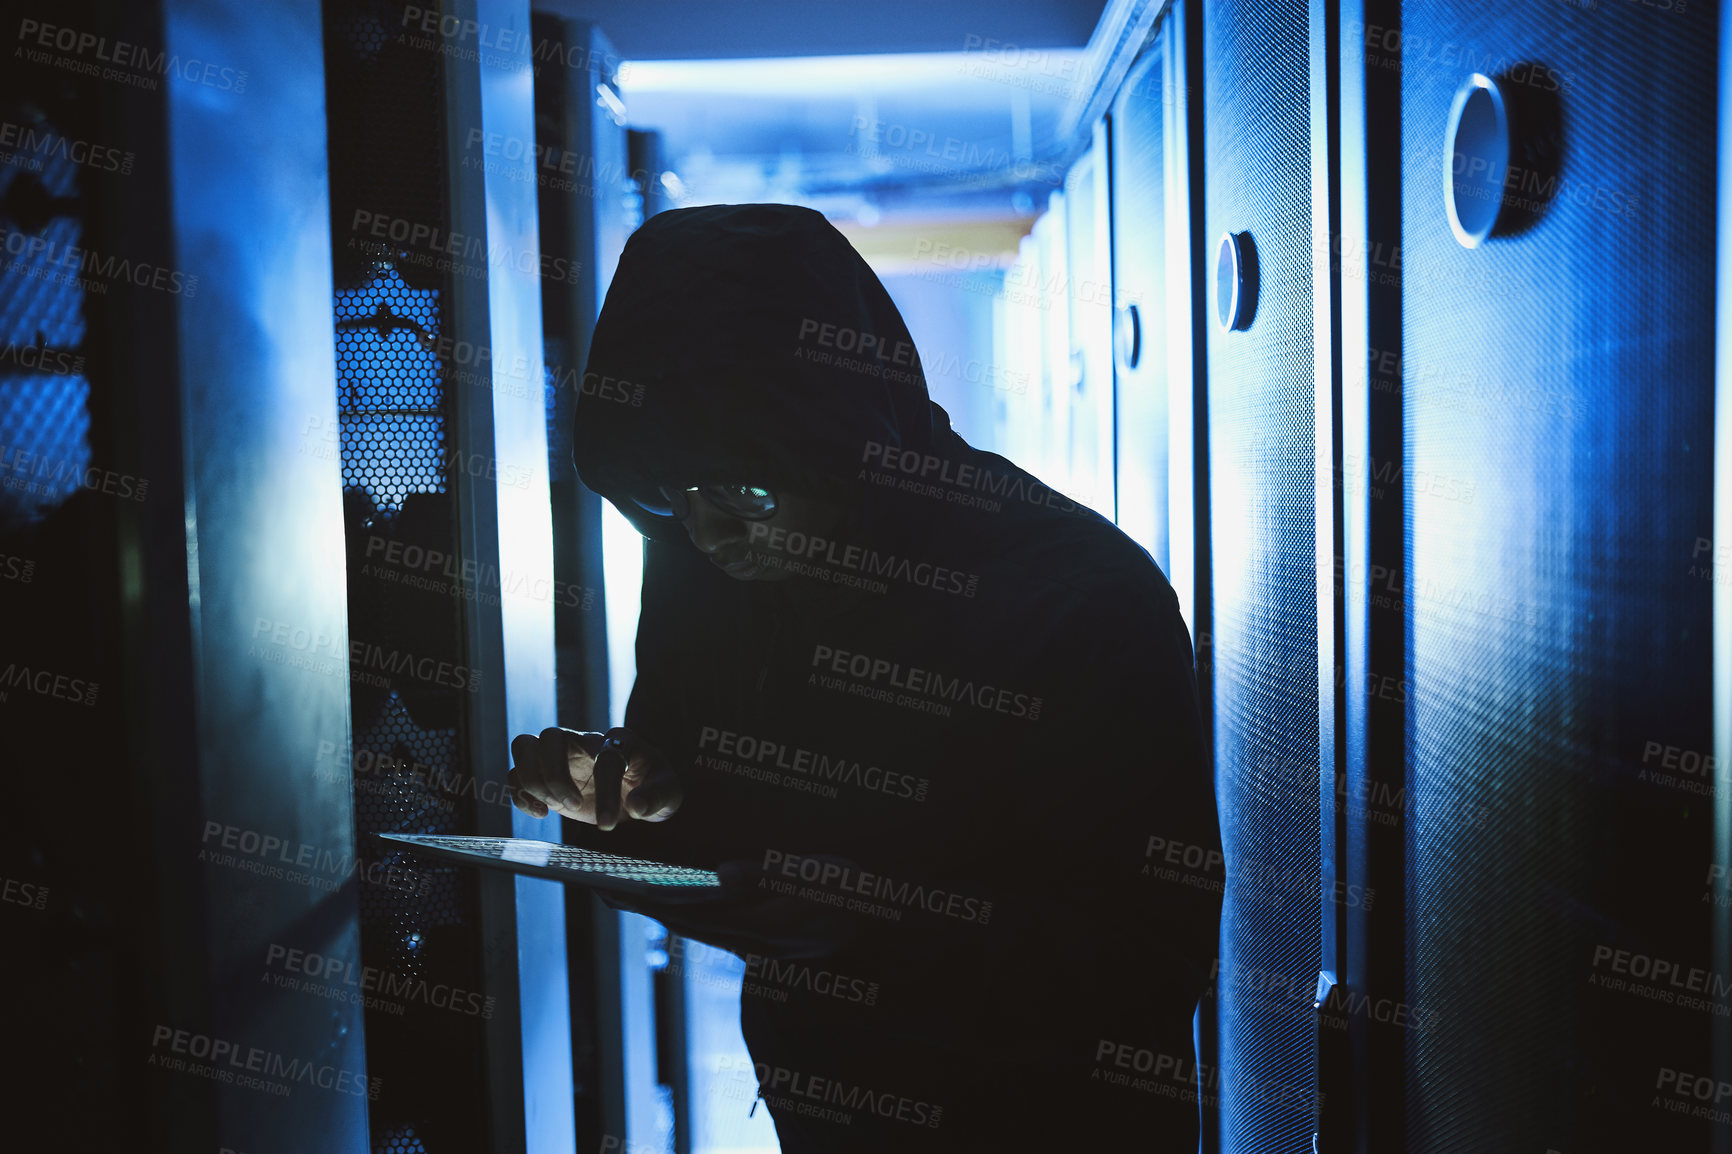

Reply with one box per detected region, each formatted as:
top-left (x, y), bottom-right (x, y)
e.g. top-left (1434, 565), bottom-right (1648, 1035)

top-left (668, 483), bottom-right (849, 582)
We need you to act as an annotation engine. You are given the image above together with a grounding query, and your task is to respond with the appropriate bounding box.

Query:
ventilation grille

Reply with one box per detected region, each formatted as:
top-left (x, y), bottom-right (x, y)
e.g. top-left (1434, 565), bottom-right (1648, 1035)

top-left (1398, 3), bottom-right (1717, 1149)
top-left (0, 105), bottom-right (90, 531)
top-left (323, 1), bottom-right (488, 1147)
top-left (1203, 1), bottom-right (1322, 1150)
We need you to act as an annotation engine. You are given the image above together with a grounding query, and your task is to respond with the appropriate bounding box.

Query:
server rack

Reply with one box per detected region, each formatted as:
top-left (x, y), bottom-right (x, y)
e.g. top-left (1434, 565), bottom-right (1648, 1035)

top-left (532, 14), bottom-right (674, 1153)
top-left (1383, 3), bottom-right (1717, 1150)
top-left (0, 0), bottom-right (369, 1149)
top-left (1201, 0), bottom-right (1331, 1149)
top-left (321, 4), bottom-right (491, 1144)
top-left (322, 0), bottom-right (571, 1149)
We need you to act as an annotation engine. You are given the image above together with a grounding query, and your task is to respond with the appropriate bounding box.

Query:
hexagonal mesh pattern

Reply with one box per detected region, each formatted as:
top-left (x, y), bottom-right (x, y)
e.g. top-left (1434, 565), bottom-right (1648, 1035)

top-left (325, 0), bottom-right (489, 1146)
top-left (0, 216), bottom-right (83, 347)
top-left (0, 104), bottom-right (90, 533)
top-left (373, 1123), bottom-right (429, 1154)
top-left (0, 371), bottom-right (89, 531)
top-left (350, 694), bottom-right (471, 968)
top-left (333, 261), bottom-right (466, 972)
top-left (545, 360), bottom-right (568, 484)
top-left (0, 133), bottom-right (85, 349)
top-left (335, 269), bottom-right (446, 510)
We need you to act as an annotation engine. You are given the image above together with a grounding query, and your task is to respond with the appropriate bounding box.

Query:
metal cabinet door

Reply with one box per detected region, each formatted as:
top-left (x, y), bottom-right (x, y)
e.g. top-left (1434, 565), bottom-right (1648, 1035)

top-left (1204, 1), bottom-right (1329, 1150)
top-left (1390, 1), bottom-right (1717, 1148)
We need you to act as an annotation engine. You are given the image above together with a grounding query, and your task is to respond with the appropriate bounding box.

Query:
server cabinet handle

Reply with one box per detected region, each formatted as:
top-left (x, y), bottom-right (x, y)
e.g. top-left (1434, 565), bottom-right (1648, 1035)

top-left (1115, 301), bottom-right (1142, 368)
top-left (1215, 230), bottom-right (1258, 331)
top-left (1443, 68), bottom-right (1564, 247)
top-left (1443, 73), bottom-right (1511, 248)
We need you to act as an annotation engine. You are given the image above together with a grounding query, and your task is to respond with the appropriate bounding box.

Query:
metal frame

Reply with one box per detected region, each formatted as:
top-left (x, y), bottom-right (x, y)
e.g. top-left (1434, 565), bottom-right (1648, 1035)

top-left (1714, 2), bottom-right (1732, 1149)
top-left (1309, 0), bottom-right (1352, 1147)
top-left (531, 15), bottom-right (668, 1151)
top-left (1095, 1), bottom-right (1220, 1146)
top-left (440, 1), bottom-right (575, 1150)
top-left (1337, 0), bottom-right (1407, 1149)
top-left (1058, 0), bottom-right (1178, 176)
top-left (1169, 0), bottom-right (1210, 705)
top-left (1162, 6), bottom-right (1215, 1148)
top-left (112, 1), bottom-right (370, 1149)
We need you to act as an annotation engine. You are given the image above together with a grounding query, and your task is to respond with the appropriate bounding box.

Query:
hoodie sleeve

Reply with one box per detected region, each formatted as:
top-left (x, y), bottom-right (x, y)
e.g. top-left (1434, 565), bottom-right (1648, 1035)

top-left (620, 537), bottom-right (698, 755)
top-left (590, 536), bottom-right (735, 870)
top-left (611, 536), bottom-right (781, 873)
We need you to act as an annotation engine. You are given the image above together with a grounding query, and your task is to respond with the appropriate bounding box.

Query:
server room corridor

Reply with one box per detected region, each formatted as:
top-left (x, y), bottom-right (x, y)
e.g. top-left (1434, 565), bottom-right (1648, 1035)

top-left (0, 0), bottom-right (1725, 1152)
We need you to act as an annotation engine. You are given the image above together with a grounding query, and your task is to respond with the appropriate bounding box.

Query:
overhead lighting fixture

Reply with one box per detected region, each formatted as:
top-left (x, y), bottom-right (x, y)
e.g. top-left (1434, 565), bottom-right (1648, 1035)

top-left (595, 82), bottom-right (626, 126)
top-left (616, 50), bottom-right (1088, 98)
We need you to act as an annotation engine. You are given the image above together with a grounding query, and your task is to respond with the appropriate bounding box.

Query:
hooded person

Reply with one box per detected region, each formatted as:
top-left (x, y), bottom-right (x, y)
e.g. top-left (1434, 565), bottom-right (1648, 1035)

top-left (510, 203), bottom-right (1223, 1152)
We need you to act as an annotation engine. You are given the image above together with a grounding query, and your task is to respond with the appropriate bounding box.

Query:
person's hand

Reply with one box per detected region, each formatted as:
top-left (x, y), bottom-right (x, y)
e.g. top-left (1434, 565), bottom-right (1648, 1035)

top-left (507, 727), bottom-right (683, 830)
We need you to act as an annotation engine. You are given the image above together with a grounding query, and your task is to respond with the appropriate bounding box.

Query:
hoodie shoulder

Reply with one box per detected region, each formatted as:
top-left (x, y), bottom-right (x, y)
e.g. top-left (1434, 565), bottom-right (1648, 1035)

top-left (957, 495), bottom-right (1180, 631)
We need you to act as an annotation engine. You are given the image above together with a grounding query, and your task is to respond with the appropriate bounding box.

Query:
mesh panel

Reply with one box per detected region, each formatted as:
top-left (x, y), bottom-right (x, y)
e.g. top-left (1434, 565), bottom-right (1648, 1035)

top-left (1204, 2), bottom-right (1321, 1150)
top-left (0, 371), bottom-right (89, 530)
top-left (1109, 46), bottom-right (1171, 570)
top-left (349, 698), bottom-right (469, 937)
top-left (1398, 2), bottom-right (1717, 1149)
top-left (323, 1), bottom-right (488, 1148)
top-left (0, 38), bottom-right (136, 1151)
top-left (336, 269), bottom-right (446, 509)
top-left (0, 105), bottom-right (89, 532)
top-left (546, 359), bottom-right (571, 484)
top-left (374, 1124), bottom-right (430, 1154)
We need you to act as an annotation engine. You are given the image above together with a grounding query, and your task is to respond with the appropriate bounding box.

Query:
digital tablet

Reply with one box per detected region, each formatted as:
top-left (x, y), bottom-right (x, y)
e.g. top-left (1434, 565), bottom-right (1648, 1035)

top-left (378, 833), bottom-right (725, 903)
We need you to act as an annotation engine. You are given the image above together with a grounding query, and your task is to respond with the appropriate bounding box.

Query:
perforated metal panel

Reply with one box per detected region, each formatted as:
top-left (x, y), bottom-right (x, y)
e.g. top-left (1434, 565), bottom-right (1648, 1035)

top-left (0, 103), bottom-right (90, 532)
top-left (1111, 45), bottom-right (1172, 572)
top-left (333, 241), bottom-right (480, 1154)
top-left (322, 2), bottom-right (489, 1150)
top-left (348, 700), bottom-right (469, 933)
top-left (1398, 2), bottom-right (1717, 1149)
top-left (0, 40), bottom-right (143, 1151)
top-left (1204, 2), bottom-right (1322, 1150)
top-left (336, 271), bottom-right (446, 510)
top-left (375, 1124), bottom-right (430, 1154)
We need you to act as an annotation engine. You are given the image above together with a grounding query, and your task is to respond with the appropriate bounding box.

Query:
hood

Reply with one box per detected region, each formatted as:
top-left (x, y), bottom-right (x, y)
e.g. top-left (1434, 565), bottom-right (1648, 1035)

top-left (573, 203), bottom-right (947, 543)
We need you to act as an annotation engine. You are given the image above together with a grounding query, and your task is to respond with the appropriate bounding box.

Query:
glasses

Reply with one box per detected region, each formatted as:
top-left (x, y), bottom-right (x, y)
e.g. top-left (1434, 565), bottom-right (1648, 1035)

top-left (646, 482), bottom-right (779, 521)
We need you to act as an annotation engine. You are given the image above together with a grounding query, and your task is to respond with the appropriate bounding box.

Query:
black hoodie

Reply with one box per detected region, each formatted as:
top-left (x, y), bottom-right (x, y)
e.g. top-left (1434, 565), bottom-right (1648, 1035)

top-left (573, 203), bottom-right (1221, 1152)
